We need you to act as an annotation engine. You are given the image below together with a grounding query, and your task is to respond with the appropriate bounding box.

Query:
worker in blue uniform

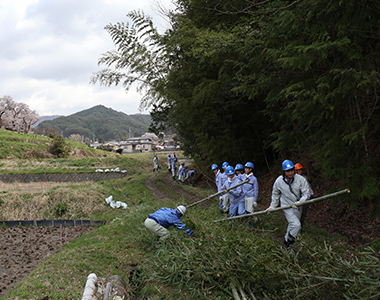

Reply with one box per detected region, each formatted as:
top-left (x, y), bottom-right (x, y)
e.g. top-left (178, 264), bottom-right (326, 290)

top-left (144, 205), bottom-right (196, 241)
top-left (222, 166), bottom-right (245, 218)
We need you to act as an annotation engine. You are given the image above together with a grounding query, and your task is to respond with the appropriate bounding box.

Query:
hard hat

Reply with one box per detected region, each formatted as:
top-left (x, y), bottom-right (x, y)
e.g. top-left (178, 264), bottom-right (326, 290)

top-left (244, 162), bottom-right (254, 169)
top-left (282, 159), bottom-right (295, 171)
top-left (168, 154), bottom-right (171, 157)
top-left (294, 163), bottom-right (303, 170)
top-left (176, 205), bottom-right (186, 215)
top-left (211, 164), bottom-right (219, 170)
top-left (181, 162), bottom-right (184, 165)
top-left (222, 162), bottom-right (229, 169)
top-left (185, 166), bottom-right (188, 169)
top-left (235, 163), bottom-right (244, 171)
top-left (225, 166), bottom-right (235, 175)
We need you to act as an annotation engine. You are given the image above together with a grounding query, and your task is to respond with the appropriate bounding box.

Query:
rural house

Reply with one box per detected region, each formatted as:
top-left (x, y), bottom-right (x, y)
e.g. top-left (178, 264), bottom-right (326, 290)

top-left (119, 137), bottom-right (154, 153)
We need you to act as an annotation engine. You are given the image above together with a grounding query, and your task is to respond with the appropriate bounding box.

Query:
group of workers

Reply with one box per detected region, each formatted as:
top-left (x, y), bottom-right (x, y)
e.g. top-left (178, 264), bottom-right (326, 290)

top-left (212, 161), bottom-right (259, 222)
top-left (152, 153), bottom-right (197, 183)
top-left (145, 156), bottom-right (313, 253)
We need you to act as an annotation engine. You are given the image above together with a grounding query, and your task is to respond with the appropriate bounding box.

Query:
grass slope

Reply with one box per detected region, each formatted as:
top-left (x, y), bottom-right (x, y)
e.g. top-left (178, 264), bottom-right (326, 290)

top-left (0, 146), bottom-right (378, 299)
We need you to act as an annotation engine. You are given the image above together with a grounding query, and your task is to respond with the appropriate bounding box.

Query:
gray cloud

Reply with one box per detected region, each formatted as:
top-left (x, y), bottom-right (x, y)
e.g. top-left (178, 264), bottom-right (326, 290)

top-left (0, 0), bottom-right (173, 116)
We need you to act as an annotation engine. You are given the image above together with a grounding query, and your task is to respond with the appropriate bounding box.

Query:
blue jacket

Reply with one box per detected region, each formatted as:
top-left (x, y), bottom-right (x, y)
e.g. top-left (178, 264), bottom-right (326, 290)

top-left (222, 175), bottom-right (244, 205)
top-left (242, 173), bottom-right (259, 202)
top-left (215, 170), bottom-right (223, 192)
top-left (217, 172), bottom-right (228, 193)
top-left (187, 170), bottom-right (196, 178)
top-left (148, 208), bottom-right (193, 235)
top-left (171, 157), bottom-right (177, 169)
top-left (178, 167), bottom-right (186, 176)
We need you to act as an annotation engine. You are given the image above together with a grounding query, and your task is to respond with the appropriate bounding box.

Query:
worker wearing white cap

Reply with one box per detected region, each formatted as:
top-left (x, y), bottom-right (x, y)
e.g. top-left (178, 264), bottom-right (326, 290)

top-left (144, 206), bottom-right (196, 241)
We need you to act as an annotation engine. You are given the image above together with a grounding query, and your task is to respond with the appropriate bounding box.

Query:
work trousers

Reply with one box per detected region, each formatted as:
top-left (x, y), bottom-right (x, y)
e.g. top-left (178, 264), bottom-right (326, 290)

top-left (144, 218), bottom-right (170, 241)
top-left (229, 199), bottom-right (246, 218)
top-left (220, 194), bottom-right (230, 212)
top-left (245, 197), bottom-right (255, 214)
top-left (282, 207), bottom-right (302, 242)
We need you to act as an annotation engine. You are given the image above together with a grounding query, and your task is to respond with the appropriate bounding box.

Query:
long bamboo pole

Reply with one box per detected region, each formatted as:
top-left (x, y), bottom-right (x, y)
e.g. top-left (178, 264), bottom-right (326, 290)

top-left (187, 179), bottom-right (249, 208)
top-left (213, 188), bottom-right (350, 223)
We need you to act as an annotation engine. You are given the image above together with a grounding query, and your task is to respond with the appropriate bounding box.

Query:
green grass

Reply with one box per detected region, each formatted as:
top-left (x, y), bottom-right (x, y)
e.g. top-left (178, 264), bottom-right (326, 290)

top-left (0, 150), bottom-right (379, 299)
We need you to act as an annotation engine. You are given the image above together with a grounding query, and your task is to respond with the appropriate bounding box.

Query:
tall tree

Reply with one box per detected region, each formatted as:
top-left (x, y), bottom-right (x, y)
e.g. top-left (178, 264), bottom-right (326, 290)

top-left (93, 0), bottom-right (380, 206)
top-left (253, 0), bottom-right (380, 202)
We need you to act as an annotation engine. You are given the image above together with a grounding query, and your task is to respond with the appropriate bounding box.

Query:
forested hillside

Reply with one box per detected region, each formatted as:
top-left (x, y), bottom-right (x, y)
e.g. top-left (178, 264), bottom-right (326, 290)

top-left (36, 105), bottom-right (151, 141)
top-left (92, 0), bottom-right (380, 211)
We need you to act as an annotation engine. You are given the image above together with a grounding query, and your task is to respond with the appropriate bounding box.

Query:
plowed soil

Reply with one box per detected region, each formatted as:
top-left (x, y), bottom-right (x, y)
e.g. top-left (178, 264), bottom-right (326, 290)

top-left (0, 226), bottom-right (94, 297)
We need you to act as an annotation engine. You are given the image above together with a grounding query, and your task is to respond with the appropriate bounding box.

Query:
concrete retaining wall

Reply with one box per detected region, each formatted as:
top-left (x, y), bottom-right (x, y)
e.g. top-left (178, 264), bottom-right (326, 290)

top-left (0, 172), bottom-right (128, 183)
top-left (0, 219), bottom-right (105, 227)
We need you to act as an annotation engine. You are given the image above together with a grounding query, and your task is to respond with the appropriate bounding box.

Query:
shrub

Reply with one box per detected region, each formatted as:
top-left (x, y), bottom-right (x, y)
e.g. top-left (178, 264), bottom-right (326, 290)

top-left (54, 202), bottom-right (68, 216)
top-left (49, 134), bottom-right (71, 158)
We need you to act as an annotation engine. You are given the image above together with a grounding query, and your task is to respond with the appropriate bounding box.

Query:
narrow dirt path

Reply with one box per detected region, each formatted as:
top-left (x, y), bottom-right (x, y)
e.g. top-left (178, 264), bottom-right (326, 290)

top-left (145, 171), bottom-right (202, 205)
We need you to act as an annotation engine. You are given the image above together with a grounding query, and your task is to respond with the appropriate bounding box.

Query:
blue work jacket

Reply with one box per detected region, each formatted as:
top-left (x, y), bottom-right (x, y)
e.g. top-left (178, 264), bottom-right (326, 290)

top-left (242, 173), bottom-right (259, 202)
top-left (222, 175), bottom-right (244, 205)
top-left (148, 208), bottom-right (193, 235)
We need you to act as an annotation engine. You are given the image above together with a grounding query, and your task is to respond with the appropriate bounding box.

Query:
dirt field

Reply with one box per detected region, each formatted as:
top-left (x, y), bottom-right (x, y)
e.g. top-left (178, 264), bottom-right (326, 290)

top-left (0, 225), bottom-right (94, 297)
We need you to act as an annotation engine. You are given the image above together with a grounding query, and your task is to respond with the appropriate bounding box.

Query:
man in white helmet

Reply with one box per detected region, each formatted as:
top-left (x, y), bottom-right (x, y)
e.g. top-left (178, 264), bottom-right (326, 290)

top-left (144, 205), bottom-right (196, 241)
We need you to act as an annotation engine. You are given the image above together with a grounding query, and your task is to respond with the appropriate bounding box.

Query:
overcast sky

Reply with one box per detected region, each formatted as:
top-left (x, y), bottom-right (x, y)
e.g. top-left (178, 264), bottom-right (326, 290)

top-left (0, 0), bottom-right (173, 117)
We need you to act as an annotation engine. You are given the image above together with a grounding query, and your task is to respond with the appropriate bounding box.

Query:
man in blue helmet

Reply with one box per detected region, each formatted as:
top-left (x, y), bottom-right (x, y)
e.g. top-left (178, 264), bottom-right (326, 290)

top-left (220, 162), bottom-right (230, 213)
top-left (222, 166), bottom-right (245, 217)
top-left (242, 162), bottom-right (259, 219)
top-left (212, 163), bottom-right (224, 211)
top-left (144, 205), bottom-right (196, 241)
top-left (234, 163), bottom-right (245, 178)
top-left (177, 163), bottom-right (186, 182)
top-left (171, 154), bottom-right (178, 179)
top-left (153, 154), bottom-right (159, 172)
top-left (167, 154), bottom-right (171, 173)
top-left (184, 167), bottom-right (196, 183)
top-left (266, 159), bottom-right (310, 252)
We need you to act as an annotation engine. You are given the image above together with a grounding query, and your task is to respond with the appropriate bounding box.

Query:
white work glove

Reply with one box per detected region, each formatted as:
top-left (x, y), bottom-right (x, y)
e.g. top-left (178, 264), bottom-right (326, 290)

top-left (265, 206), bottom-right (275, 213)
top-left (253, 201), bottom-right (258, 208)
top-left (292, 201), bottom-right (302, 209)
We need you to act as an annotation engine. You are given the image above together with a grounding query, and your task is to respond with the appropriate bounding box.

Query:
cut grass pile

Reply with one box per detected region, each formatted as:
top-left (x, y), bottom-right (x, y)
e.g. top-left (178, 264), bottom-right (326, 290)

top-left (0, 152), bottom-right (379, 299)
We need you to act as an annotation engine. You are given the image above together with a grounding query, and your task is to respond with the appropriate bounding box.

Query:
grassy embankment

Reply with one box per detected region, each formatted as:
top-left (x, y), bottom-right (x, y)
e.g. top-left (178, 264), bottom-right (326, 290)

top-left (0, 130), bottom-right (379, 299)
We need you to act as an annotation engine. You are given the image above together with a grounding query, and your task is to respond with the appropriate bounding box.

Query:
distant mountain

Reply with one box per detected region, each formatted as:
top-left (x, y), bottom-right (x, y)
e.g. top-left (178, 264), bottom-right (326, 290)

top-left (33, 115), bottom-right (62, 127)
top-left (36, 105), bottom-right (151, 141)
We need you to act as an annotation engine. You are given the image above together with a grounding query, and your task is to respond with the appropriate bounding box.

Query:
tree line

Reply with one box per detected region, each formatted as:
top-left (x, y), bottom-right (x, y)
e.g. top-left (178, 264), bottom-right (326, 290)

top-left (92, 0), bottom-right (380, 209)
top-left (0, 96), bottom-right (40, 133)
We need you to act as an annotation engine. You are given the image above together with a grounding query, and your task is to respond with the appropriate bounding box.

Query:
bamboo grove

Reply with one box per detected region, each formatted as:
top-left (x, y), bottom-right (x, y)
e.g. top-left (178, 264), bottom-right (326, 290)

top-left (92, 0), bottom-right (380, 210)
